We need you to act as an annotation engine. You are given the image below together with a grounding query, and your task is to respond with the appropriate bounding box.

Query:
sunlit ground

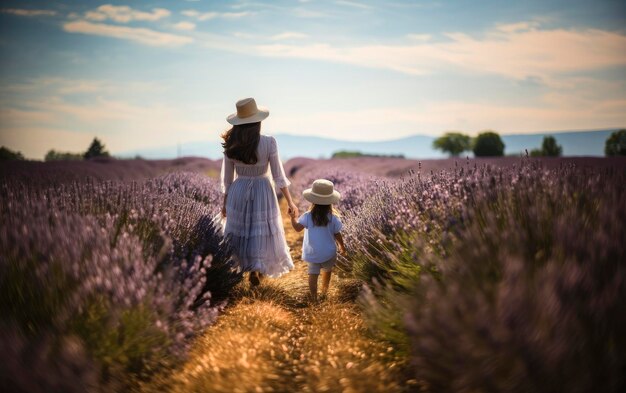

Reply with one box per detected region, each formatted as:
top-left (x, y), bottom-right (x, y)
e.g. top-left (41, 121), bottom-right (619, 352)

top-left (139, 199), bottom-right (415, 393)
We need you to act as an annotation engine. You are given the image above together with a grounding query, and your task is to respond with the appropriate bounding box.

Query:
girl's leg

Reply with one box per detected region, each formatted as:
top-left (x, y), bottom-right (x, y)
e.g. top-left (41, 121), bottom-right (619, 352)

top-left (308, 274), bottom-right (319, 301)
top-left (320, 271), bottom-right (332, 294)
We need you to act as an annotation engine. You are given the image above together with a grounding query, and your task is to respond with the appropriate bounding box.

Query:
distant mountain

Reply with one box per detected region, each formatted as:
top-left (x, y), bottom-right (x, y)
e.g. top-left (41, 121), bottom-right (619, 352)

top-left (120, 129), bottom-right (619, 159)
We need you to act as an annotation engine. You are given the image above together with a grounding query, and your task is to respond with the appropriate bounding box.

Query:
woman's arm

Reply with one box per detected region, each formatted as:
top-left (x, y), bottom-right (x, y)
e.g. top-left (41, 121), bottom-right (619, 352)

top-left (220, 154), bottom-right (234, 218)
top-left (269, 136), bottom-right (298, 216)
top-left (280, 186), bottom-right (299, 218)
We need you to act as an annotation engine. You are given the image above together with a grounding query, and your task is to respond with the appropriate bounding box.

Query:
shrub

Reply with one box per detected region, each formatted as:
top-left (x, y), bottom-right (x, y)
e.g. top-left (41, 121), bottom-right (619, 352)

top-left (605, 129), bottom-right (626, 156)
top-left (84, 138), bottom-right (110, 159)
top-left (531, 136), bottom-right (562, 157)
top-left (404, 164), bottom-right (626, 392)
top-left (0, 171), bottom-right (237, 390)
top-left (473, 131), bottom-right (505, 157)
top-left (433, 132), bottom-right (471, 157)
top-left (45, 150), bottom-right (84, 161)
top-left (0, 146), bottom-right (25, 161)
top-left (341, 161), bottom-right (626, 392)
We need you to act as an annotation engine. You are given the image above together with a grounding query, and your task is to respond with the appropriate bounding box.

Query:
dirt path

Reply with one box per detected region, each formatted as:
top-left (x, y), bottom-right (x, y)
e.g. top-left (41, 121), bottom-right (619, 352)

top-left (142, 200), bottom-right (412, 392)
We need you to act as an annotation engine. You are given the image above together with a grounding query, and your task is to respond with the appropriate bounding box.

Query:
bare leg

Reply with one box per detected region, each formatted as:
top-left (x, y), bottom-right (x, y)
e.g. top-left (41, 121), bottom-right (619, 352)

top-left (308, 274), bottom-right (319, 302)
top-left (320, 271), bottom-right (332, 294)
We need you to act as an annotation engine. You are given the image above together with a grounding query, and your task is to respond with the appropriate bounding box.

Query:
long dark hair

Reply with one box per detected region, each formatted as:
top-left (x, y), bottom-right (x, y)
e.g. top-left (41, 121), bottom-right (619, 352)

top-left (221, 122), bottom-right (261, 164)
top-left (310, 204), bottom-right (334, 227)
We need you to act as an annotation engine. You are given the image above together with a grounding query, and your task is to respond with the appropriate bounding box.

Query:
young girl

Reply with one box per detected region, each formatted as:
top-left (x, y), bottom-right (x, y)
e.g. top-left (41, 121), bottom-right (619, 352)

top-left (289, 179), bottom-right (346, 302)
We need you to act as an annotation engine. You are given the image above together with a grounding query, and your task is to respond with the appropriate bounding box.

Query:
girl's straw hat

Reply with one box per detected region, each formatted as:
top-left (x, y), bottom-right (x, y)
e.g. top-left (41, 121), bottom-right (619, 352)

top-left (227, 97), bottom-right (269, 125)
top-left (303, 179), bottom-right (341, 205)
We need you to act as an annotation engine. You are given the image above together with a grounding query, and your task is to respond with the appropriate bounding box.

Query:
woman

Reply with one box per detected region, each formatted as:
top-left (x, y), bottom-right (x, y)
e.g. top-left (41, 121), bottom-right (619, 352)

top-left (220, 97), bottom-right (298, 285)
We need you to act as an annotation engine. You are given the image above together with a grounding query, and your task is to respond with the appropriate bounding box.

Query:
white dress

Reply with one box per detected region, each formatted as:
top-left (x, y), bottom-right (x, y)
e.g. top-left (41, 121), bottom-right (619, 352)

top-left (220, 135), bottom-right (294, 278)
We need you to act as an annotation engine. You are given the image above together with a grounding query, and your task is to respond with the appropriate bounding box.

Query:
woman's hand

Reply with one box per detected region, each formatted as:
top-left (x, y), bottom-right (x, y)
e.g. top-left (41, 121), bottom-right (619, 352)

top-left (288, 202), bottom-right (299, 218)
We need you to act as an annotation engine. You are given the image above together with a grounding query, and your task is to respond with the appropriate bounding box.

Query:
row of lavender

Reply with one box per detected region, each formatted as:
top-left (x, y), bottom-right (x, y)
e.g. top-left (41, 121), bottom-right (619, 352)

top-left (298, 159), bottom-right (626, 392)
top-left (0, 172), bottom-right (238, 392)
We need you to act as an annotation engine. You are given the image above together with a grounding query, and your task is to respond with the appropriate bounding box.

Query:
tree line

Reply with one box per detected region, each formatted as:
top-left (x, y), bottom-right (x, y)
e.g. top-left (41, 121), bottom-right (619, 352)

top-left (0, 138), bottom-right (110, 161)
top-left (433, 129), bottom-right (626, 157)
top-left (2, 131), bottom-right (626, 161)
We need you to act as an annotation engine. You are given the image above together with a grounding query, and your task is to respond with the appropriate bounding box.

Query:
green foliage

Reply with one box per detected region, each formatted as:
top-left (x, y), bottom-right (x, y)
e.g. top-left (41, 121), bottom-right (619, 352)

top-left (70, 296), bottom-right (172, 385)
top-left (84, 138), bottom-right (110, 159)
top-left (433, 132), bottom-right (471, 157)
top-left (0, 258), bottom-right (75, 335)
top-left (473, 131), bottom-right (505, 157)
top-left (529, 136), bottom-right (562, 157)
top-left (541, 136), bottom-right (562, 156)
top-left (0, 146), bottom-right (25, 161)
top-left (605, 129), bottom-right (626, 156)
top-left (45, 149), bottom-right (84, 161)
top-left (331, 150), bottom-right (404, 159)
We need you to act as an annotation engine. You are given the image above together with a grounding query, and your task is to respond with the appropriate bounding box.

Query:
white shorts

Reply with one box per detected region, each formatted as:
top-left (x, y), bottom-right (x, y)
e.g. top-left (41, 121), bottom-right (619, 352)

top-left (307, 256), bottom-right (336, 275)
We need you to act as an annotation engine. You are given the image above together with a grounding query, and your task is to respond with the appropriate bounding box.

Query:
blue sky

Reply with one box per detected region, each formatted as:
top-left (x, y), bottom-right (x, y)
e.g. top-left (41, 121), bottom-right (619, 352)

top-left (0, 0), bottom-right (625, 159)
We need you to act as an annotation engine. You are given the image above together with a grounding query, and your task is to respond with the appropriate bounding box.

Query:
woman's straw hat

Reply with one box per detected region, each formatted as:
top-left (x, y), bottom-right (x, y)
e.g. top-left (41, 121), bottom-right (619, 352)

top-left (227, 97), bottom-right (269, 125)
top-left (303, 179), bottom-right (341, 205)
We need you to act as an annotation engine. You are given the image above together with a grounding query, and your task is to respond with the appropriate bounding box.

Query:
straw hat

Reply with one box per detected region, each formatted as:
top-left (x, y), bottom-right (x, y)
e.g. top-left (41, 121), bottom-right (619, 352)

top-left (303, 179), bottom-right (341, 205)
top-left (226, 97), bottom-right (269, 125)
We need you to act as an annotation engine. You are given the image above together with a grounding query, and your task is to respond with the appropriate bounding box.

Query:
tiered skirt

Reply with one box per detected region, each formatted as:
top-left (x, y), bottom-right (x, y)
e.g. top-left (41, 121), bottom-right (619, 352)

top-left (224, 176), bottom-right (294, 278)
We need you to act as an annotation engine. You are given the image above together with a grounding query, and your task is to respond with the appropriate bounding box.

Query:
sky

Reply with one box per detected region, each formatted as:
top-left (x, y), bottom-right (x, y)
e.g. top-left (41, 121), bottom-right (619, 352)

top-left (0, 0), bottom-right (625, 159)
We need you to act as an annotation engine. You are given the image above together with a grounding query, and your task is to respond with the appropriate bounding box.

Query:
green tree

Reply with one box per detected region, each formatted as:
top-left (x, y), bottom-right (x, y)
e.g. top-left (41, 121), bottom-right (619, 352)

top-left (84, 138), bottom-right (110, 159)
top-left (45, 150), bottom-right (83, 161)
top-left (0, 146), bottom-right (25, 161)
top-left (433, 132), bottom-right (471, 157)
top-left (473, 131), bottom-right (505, 157)
top-left (541, 136), bottom-right (562, 157)
top-left (605, 129), bottom-right (626, 156)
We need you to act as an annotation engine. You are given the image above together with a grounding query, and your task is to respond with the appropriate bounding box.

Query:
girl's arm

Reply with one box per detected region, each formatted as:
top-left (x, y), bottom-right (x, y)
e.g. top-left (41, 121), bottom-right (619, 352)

top-left (334, 232), bottom-right (346, 255)
top-left (290, 214), bottom-right (305, 232)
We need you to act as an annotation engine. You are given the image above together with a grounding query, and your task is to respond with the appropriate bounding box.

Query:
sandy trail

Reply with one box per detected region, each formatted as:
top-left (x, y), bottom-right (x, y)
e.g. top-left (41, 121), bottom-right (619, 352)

top-left (141, 199), bottom-right (411, 392)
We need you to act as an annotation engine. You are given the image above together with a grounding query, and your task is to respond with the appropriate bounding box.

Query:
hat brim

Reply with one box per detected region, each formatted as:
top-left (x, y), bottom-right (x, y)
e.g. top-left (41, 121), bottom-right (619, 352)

top-left (303, 189), bottom-right (341, 205)
top-left (226, 106), bottom-right (269, 125)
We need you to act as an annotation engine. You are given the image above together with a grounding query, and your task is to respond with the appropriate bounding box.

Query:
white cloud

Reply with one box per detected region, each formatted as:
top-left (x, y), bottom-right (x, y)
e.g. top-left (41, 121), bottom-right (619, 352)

top-left (406, 33), bottom-right (431, 41)
top-left (495, 21), bottom-right (539, 33)
top-left (63, 20), bottom-right (193, 46)
top-left (173, 21), bottom-right (196, 31)
top-left (182, 9), bottom-right (215, 20)
top-left (0, 97), bottom-right (223, 159)
top-left (85, 4), bottom-right (170, 23)
top-left (1, 77), bottom-right (162, 96)
top-left (232, 31), bottom-right (255, 39)
top-left (335, 1), bottom-right (372, 10)
top-left (254, 24), bottom-right (626, 80)
top-left (222, 11), bottom-right (251, 19)
top-left (182, 9), bottom-right (250, 21)
top-left (293, 8), bottom-right (327, 18)
top-left (270, 97), bottom-right (626, 141)
top-left (1, 8), bottom-right (57, 17)
top-left (271, 31), bottom-right (309, 40)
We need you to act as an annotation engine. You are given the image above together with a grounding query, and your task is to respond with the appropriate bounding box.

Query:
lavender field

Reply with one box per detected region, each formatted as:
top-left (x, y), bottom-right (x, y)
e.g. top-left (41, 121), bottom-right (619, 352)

top-left (1, 156), bottom-right (625, 392)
